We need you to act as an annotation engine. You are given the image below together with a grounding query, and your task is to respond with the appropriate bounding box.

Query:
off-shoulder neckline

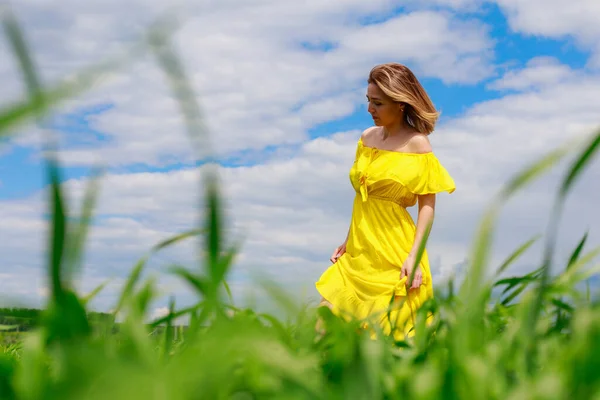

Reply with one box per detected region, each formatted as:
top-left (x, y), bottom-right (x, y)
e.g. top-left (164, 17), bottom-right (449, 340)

top-left (358, 138), bottom-right (433, 156)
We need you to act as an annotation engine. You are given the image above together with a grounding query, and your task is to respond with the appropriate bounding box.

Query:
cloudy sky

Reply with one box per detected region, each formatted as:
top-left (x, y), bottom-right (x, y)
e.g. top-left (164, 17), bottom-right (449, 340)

top-left (1, 0), bottom-right (599, 317)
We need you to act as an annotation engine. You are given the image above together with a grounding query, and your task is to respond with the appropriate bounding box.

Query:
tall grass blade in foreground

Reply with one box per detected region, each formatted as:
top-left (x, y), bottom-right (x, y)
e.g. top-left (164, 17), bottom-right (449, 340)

top-left (494, 234), bottom-right (541, 277)
top-left (4, 2), bottom-right (92, 344)
top-left (64, 168), bottom-right (103, 284)
top-left (523, 129), bottom-right (600, 373)
top-left (2, 4), bottom-right (44, 115)
top-left (113, 228), bottom-right (205, 316)
top-left (455, 139), bottom-right (574, 360)
top-left (568, 232), bottom-right (589, 270)
top-left (148, 26), bottom-right (243, 328)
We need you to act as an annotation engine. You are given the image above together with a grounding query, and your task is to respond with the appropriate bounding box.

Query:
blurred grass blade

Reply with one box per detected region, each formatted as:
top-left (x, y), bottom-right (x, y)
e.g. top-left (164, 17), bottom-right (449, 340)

top-left (496, 267), bottom-right (542, 295)
top-left (82, 279), bottom-right (110, 305)
top-left (495, 235), bottom-right (541, 277)
top-left (146, 26), bottom-right (233, 300)
top-left (496, 274), bottom-right (538, 290)
top-left (523, 130), bottom-right (600, 374)
top-left (146, 25), bottom-right (211, 160)
top-left (550, 298), bottom-right (573, 313)
top-left (214, 241), bottom-right (241, 291)
top-left (1, 4), bottom-right (44, 113)
top-left (152, 228), bottom-right (204, 252)
top-left (252, 273), bottom-right (301, 318)
top-left (570, 263), bottom-right (600, 285)
top-left (4, 1), bottom-right (69, 305)
top-left (499, 278), bottom-right (534, 297)
top-left (0, 101), bottom-right (37, 137)
top-left (499, 144), bottom-right (572, 200)
top-left (463, 138), bottom-right (572, 297)
top-left (169, 266), bottom-right (209, 295)
top-left (541, 130), bottom-right (599, 317)
top-left (48, 161), bottom-right (67, 302)
top-left (114, 228), bottom-right (204, 315)
top-left (553, 246), bottom-right (600, 288)
top-left (114, 256), bottom-right (147, 316)
top-left (501, 283), bottom-right (528, 306)
top-left (206, 176), bottom-right (223, 282)
top-left (4, 5), bottom-right (94, 344)
top-left (257, 313), bottom-right (293, 345)
top-left (567, 231), bottom-right (588, 270)
top-left (560, 129), bottom-right (600, 197)
top-left (586, 280), bottom-right (590, 301)
top-left (132, 278), bottom-right (156, 317)
top-left (460, 207), bottom-right (497, 300)
top-left (65, 167), bottom-right (103, 282)
top-left (11, 331), bottom-right (48, 399)
top-left (44, 291), bottom-right (91, 343)
top-left (457, 136), bottom-right (574, 358)
top-left (223, 280), bottom-right (234, 304)
top-left (163, 296), bottom-right (176, 359)
top-left (149, 303), bottom-right (201, 328)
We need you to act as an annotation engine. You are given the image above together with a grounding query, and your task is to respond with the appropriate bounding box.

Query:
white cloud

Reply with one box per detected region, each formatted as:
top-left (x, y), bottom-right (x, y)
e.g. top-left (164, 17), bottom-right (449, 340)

top-left (493, 0), bottom-right (600, 67)
top-left (487, 56), bottom-right (578, 91)
top-left (443, 70), bottom-right (600, 178)
top-left (2, 1), bottom-right (494, 167)
top-left (494, 0), bottom-right (600, 40)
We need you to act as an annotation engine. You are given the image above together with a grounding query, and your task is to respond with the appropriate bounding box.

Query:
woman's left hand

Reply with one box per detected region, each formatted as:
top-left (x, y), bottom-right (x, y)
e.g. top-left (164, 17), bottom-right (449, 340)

top-left (400, 257), bottom-right (422, 290)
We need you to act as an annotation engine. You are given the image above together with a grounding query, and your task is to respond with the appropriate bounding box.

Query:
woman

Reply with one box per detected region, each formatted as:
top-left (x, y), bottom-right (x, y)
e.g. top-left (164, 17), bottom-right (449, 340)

top-left (315, 63), bottom-right (455, 340)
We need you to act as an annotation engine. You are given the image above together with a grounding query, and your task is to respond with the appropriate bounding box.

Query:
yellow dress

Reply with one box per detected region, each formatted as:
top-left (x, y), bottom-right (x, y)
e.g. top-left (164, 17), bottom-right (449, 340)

top-left (315, 137), bottom-right (455, 339)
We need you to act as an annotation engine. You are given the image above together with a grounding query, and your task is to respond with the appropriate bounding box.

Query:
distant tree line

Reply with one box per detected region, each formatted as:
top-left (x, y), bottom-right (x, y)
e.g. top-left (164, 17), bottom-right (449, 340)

top-left (0, 307), bottom-right (113, 332)
top-left (0, 308), bottom-right (40, 329)
top-left (0, 307), bottom-right (40, 320)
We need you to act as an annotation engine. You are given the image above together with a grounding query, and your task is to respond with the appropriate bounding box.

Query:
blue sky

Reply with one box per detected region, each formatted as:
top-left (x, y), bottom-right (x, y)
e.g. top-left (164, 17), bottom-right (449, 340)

top-left (1, 2), bottom-right (592, 199)
top-left (1, 0), bottom-right (599, 314)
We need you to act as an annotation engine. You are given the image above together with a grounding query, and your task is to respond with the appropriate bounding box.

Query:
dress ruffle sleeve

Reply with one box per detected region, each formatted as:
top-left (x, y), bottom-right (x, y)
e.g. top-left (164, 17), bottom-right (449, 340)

top-left (398, 153), bottom-right (456, 195)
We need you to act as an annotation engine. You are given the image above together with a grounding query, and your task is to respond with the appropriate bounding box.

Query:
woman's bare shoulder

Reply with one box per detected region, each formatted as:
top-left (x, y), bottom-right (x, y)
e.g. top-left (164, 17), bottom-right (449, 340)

top-left (405, 132), bottom-right (432, 153)
top-left (360, 126), bottom-right (380, 142)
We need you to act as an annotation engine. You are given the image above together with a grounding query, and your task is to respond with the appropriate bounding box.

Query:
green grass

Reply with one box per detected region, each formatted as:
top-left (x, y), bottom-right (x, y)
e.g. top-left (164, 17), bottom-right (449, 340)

top-left (1, 6), bottom-right (600, 400)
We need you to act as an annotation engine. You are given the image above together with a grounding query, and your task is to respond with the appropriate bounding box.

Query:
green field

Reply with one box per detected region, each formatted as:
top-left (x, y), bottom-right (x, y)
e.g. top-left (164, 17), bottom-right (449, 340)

top-left (1, 8), bottom-right (600, 400)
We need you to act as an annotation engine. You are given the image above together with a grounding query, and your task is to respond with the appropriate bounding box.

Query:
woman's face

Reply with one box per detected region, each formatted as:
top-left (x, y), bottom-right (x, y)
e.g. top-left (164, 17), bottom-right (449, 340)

top-left (366, 83), bottom-right (403, 127)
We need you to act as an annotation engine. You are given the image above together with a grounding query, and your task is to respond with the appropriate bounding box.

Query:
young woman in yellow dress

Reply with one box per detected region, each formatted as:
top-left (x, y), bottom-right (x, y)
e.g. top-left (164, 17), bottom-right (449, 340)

top-left (315, 62), bottom-right (456, 340)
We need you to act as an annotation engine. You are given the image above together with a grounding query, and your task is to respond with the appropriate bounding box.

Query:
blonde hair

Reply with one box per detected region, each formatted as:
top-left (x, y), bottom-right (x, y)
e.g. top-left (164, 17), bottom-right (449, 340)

top-left (368, 63), bottom-right (439, 134)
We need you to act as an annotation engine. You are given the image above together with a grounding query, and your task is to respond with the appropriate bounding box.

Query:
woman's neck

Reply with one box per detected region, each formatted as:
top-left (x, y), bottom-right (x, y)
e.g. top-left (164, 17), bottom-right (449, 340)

top-left (382, 120), bottom-right (410, 140)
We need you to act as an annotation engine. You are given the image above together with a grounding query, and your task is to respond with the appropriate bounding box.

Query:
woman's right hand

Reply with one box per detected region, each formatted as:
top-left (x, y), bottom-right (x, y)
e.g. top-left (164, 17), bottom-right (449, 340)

top-left (330, 243), bottom-right (347, 263)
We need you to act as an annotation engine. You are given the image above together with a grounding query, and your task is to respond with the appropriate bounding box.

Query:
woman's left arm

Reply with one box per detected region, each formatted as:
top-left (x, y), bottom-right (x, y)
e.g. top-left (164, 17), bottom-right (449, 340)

top-left (401, 193), bottom-right (436, 289)
top-left (409, 193), bottom-right (436, 261)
